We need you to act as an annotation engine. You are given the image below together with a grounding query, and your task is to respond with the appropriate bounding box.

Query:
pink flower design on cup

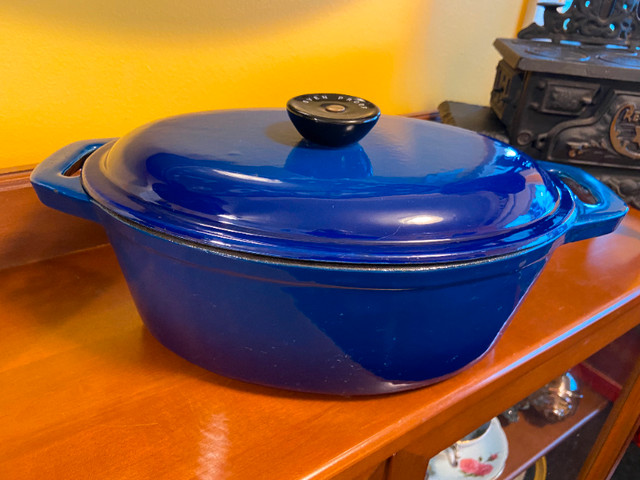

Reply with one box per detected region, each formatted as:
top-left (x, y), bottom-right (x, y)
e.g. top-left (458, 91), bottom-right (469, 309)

top-left (459, 458), bottom-right (494, 476)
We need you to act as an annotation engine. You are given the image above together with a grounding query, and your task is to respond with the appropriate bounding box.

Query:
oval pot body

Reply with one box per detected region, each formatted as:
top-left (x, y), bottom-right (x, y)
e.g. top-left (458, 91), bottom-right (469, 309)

top-left (99, 208), bottom-right (556, 395)
top-left (29, 110), bottom-right (628, 395)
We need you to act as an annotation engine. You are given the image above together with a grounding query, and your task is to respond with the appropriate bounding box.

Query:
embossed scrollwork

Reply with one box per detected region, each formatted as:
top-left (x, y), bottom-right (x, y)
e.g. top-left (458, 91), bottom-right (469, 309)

top-left (518, 0), bottom-right (640, 47)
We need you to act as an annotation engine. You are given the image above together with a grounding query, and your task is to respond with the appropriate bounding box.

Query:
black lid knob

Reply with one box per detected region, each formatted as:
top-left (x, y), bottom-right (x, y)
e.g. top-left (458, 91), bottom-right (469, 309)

top-left (286, 94), bottom-right (381, 147)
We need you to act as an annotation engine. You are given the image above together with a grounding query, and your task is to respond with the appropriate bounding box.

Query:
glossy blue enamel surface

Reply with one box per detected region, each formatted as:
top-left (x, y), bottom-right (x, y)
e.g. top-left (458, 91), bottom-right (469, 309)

top-left (99, 207), bottom-right (555, 395)
top-left (81, 109), bottom-right (576, 263)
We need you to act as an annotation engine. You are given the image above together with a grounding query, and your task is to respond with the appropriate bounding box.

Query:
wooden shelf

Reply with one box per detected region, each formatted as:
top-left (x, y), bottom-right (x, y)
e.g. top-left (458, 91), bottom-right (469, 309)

top-left (499, 374), bottom-right (609, 479)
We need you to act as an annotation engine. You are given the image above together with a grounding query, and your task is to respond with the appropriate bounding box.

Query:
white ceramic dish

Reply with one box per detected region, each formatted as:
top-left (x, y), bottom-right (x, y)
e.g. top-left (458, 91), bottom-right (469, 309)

top-left (426, 418), bottom-right (508, 480)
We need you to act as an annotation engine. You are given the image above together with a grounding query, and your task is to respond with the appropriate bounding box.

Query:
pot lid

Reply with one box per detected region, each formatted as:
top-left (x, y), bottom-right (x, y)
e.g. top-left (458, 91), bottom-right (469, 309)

top-left (81, 102), bottom-right (574, 264)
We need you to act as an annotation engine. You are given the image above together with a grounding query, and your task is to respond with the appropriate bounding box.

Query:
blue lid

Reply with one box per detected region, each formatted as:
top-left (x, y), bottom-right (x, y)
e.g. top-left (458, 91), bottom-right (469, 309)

top-left (81, 109), bottom-right (574, 264)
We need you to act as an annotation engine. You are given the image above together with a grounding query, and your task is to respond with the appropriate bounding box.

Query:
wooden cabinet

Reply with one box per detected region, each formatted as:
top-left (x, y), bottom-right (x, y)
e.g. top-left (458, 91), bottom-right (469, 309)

top-left (1, 167), bottom-right (639, 479)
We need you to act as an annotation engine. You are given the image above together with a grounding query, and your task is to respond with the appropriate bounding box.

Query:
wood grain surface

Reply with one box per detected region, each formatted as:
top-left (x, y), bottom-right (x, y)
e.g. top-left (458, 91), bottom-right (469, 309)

top-left (2, 184), bottom-right (640, 479)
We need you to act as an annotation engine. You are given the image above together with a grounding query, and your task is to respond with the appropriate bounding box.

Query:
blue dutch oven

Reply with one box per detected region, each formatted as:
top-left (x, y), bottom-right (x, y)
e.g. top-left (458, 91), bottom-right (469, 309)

top-left (31, 94), bottom-right (627, 395)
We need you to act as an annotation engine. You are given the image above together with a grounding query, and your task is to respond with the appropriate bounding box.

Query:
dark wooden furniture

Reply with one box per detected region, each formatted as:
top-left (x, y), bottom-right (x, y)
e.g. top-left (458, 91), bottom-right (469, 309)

top-left (1, 164), bottom-right (639, 479)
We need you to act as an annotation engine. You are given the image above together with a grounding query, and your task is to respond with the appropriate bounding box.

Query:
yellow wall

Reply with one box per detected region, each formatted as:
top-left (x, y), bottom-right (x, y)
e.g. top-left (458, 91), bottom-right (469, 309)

top-left (1, 1), bottom-right (525, 169)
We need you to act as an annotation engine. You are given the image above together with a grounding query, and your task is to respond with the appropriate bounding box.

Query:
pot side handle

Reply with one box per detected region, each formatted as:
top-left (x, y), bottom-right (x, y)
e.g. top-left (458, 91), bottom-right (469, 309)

top-left (30, 139), bottom-right (116, 223)
top-left (537, 161), bottom-right (628, 243)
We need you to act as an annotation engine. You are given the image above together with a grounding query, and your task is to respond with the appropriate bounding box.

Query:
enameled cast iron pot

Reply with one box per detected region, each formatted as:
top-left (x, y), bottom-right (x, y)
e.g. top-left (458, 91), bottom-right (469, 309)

top-left (31, 94), bottom-right (628, 395)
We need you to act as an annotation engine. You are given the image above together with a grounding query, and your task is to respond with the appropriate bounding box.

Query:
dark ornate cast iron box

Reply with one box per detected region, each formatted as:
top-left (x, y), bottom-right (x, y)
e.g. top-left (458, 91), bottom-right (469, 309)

top-left (490, 0), bottom-right (640, 207)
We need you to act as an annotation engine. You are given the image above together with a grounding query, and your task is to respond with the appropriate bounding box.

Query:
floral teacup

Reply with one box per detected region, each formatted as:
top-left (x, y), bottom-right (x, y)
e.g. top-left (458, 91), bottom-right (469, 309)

top-left (426, 418), bottom-right (508, 480)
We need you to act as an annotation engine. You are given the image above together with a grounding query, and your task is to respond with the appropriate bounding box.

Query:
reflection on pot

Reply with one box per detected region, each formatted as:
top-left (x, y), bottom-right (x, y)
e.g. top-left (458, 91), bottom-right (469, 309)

top-left (285, 140), bottom-right (372, 179)
top-left (284, 256), bottom-right (545, 383)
